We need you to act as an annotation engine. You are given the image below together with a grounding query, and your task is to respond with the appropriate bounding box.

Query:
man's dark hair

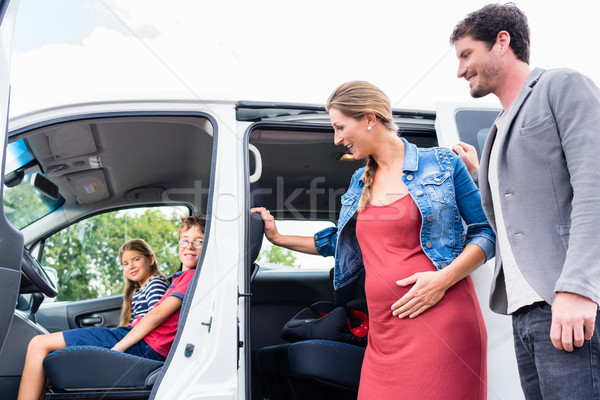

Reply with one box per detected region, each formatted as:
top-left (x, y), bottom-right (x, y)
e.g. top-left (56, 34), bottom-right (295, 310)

top-left (450, 3), bottom-right (530, 64)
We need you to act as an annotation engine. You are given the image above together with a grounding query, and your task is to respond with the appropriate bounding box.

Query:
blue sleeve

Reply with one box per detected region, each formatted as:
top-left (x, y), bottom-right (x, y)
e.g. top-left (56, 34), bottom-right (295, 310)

top-left (452, 155), bottom-right (496, 261)
top-left (314, 226), bottom-right (338, 257)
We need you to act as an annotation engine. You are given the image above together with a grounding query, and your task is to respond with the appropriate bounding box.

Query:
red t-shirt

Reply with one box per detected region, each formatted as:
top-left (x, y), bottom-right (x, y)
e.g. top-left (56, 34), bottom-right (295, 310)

top-left (132, 267), bottom-right (196, 357)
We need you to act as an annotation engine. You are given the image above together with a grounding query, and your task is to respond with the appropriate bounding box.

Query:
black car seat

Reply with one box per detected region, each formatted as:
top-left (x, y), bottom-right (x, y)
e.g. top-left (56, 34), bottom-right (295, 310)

top-left (253, 270), bottom-right (367, 400)
top-left (42, 213), bottom-right (264, 400)
top-left (44, 346), bottom-right (163, 398)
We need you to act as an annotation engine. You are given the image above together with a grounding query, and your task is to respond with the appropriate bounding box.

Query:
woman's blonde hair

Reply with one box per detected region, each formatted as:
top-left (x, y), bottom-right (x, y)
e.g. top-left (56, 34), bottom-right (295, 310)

top-left (326, 80), bottom-right (399, 211)
top-left (118, 238), bottom-right (167, 326)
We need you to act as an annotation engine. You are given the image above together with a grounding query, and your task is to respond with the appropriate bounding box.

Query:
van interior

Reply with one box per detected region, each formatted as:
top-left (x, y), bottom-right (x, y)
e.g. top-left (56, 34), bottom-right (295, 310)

top-left (0, 103), bottom-right (438, 399)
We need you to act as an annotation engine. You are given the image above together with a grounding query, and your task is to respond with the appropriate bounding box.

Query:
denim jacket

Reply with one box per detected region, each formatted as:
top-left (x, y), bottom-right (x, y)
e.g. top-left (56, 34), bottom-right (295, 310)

top-left (314, 138), bottom-right (495, 290)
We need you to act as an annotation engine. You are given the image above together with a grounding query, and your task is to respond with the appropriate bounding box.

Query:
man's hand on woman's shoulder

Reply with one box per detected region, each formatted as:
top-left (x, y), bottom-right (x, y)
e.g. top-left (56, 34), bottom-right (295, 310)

top-left (452, 142), bottom-right (479, 175)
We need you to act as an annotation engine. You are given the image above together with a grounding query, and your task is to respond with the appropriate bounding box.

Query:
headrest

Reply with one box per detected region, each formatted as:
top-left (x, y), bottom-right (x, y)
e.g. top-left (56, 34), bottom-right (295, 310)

top-left (248, 212), bottom-right (264, 265)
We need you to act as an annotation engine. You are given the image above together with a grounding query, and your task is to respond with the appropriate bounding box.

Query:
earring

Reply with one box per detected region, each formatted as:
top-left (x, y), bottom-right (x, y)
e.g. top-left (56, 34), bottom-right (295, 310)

top-left (367, 126), bottom-right (372, 131)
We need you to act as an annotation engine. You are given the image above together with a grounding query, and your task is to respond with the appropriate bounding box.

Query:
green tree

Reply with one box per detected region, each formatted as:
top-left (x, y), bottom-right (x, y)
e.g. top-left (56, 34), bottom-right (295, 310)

top-left (258, 244), bottom-right (297, 266)
top-left (43, 207), bottom-right (187, 301)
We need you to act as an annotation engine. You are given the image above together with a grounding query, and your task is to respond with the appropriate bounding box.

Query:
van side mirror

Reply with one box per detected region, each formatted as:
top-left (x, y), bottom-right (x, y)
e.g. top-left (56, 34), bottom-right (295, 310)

top-left (33, 173), bottom-right (59, 200)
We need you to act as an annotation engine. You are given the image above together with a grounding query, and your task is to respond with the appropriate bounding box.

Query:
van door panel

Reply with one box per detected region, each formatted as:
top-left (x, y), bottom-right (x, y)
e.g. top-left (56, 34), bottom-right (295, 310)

top-left (0, 0), bottom-right (23, 354)
top-left (36, 295), bottom-right (123, 332)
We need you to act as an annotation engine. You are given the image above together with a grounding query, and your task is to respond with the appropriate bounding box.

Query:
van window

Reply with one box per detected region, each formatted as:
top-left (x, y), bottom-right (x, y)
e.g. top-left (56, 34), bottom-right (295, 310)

top-left (41, 206), bottom-right (189, 301)
top-left (257, 220), bottom-right (335, 271)
top-left (454, 109), bottom-right (500, 159)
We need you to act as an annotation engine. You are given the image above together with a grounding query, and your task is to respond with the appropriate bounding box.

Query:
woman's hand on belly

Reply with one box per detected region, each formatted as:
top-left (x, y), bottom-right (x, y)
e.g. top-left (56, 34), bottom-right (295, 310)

top-left (392, 244), bottom-right (487, 318)
top-left (391, 270), bottom-right (452, 319)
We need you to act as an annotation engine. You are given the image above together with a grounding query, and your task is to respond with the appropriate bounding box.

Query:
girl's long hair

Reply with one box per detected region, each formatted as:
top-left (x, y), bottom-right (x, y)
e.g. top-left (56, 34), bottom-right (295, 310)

top-left (118, 238), bottom-right (167, 326)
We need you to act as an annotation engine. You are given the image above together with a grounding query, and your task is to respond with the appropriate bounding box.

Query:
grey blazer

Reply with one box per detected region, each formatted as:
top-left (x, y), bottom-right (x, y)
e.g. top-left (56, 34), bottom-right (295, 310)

top-left (479, 67), bottom-right (600, 314)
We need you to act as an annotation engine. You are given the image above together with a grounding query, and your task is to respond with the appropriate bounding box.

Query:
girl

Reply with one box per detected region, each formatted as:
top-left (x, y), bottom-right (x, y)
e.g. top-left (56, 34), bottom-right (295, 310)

top-left (118, 238), bottom-right (169, 326)
top-left (17, 215), bottom-right (206, 400)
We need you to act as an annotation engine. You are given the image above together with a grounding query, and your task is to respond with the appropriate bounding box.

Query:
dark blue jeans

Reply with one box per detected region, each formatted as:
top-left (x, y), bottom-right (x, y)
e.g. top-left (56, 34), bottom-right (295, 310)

top-left (63, 326), bottom-right (165, 361)
top-left (512, 302), bottom-right (600, 399)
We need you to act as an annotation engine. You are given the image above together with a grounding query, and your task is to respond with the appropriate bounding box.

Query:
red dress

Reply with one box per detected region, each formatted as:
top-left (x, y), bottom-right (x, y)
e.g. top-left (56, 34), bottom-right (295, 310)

top-left (355, 195), bottom-right (487, 399)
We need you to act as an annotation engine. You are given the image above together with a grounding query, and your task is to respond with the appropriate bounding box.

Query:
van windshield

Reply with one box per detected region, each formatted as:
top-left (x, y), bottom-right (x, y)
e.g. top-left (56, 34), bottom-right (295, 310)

top-left (3, 139), bottom-right (64, 229)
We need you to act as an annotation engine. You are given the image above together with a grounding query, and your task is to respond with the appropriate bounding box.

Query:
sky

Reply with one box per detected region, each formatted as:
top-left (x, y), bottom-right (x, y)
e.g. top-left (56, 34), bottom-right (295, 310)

top-left (8, 0), bottom-right (600, 117)
top-left (7, 0), bottom-right (600, 269)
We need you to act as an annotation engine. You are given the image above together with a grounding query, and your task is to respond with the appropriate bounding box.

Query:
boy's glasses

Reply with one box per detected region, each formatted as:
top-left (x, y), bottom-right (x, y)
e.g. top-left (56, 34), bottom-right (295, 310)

top-left (178, 239), bottom-right (204, 248)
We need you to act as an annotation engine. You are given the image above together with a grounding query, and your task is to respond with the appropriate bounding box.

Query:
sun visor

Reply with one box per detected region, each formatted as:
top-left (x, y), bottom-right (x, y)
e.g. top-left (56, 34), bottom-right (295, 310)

top-left (63, 169), bottom-right (110, 204)
top-left (46, 124), bottom-right (97, 160)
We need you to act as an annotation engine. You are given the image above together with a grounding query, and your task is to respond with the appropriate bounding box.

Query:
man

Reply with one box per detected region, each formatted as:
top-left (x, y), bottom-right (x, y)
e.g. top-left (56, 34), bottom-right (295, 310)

top-left (450, 3), bottom-right (600, 399)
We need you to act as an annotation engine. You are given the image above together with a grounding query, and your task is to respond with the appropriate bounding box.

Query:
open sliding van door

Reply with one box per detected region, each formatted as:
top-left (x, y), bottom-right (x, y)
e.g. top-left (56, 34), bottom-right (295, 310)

top-left (435, 102), bottom-right (525, 399)
top-left (0, 0), bottom-right (23, 355)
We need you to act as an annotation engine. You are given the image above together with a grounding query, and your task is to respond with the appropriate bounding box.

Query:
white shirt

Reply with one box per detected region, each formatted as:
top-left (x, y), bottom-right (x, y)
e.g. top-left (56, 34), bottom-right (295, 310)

top-left (488, 111), bottom-right (544, 313)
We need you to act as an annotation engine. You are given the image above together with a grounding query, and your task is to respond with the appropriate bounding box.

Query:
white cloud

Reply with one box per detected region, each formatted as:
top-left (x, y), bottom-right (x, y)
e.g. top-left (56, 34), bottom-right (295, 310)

top-left (10, 26), bottom-right (189, 114)
top-left (9, 0), bottom-right (600, 116)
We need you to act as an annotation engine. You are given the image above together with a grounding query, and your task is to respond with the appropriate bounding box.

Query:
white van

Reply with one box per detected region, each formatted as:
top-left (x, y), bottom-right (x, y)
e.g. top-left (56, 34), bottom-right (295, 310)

top-left (0, 1), bottom-right (522, 399)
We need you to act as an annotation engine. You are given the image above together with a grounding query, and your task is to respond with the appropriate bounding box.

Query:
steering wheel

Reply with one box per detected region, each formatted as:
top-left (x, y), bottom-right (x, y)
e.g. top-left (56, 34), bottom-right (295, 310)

top-left (21, 247), bottom-right (58, 298)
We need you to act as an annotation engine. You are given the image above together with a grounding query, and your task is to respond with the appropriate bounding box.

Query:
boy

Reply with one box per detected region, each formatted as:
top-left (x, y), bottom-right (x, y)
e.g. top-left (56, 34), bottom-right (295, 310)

top-left (17, 215), bottom-right (206, 400)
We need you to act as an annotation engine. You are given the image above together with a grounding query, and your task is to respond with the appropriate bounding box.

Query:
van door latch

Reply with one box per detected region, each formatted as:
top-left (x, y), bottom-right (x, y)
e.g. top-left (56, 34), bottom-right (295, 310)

top-left (201, 316), bottom-right (213, 333)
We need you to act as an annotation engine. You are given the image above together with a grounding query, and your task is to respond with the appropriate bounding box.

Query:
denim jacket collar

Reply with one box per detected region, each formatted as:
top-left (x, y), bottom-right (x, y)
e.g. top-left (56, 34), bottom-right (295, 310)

top-left (401, 138), bottom-right (419, 172)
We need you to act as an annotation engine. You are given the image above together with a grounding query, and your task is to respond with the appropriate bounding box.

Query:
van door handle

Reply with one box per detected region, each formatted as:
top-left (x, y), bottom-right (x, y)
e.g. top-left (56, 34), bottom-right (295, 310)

top-left (80, 315), bottom-right (105, 326)
top-left (248, 144), bottom-right (262, 183)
